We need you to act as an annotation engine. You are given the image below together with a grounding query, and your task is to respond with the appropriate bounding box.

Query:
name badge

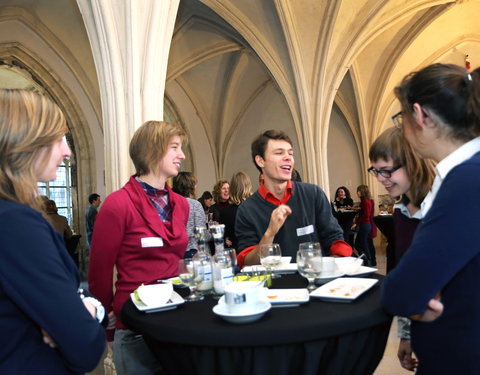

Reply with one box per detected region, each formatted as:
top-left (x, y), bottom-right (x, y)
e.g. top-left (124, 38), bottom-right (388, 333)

top-left (296, 225), bottom-right (314, 237)
top-left (141, 237), bottom-right (164, 248)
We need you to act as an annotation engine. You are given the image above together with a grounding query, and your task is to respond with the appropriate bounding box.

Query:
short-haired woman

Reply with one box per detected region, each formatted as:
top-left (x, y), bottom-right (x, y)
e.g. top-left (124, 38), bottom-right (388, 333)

top-left (0, 89), bottom-right (105, 374)
top-left (382, 63), bottom-right (480, 374)
top-left (369, 126), bottom-right (435, 371)
top-left (88, 120), bottom-right (189, 375)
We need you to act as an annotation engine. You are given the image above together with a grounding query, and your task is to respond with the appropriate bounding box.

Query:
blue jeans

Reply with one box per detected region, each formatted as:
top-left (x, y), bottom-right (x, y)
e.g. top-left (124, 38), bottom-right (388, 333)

top-left (355, 223), bottom-right (372, 265)
top-left (113, 329), bottom-right (163, 375)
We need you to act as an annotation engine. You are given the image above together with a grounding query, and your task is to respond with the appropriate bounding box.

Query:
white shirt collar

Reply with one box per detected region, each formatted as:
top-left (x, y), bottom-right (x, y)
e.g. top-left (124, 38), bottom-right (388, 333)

top-left (421, 136), bottom-right (480, 216)
top-left (394, 202), bottom-right (423, 219)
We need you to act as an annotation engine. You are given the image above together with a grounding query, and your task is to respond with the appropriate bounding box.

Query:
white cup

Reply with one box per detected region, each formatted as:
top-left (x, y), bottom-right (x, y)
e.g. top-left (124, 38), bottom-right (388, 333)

top-left (223, 281), bottom-right (267, 314)
top-left (321, 257), bottom-right (336, 276)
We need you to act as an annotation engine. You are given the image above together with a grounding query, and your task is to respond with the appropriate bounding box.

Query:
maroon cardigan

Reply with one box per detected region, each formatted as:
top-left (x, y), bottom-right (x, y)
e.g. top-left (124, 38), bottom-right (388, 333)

top-left (88, 176), bottom-right (189, 328)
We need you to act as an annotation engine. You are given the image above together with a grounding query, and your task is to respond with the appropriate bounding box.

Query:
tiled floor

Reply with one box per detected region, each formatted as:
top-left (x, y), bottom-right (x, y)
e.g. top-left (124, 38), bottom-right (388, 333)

top-left (88, 236), bottom-right (413, 375)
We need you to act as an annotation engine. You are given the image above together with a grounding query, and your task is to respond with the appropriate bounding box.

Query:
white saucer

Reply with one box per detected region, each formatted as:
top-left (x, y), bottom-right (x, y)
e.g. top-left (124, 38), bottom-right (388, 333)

top-left (212, 301), bottom-right (271, 324)
top-left (314, 270), bottom-right (345, 284)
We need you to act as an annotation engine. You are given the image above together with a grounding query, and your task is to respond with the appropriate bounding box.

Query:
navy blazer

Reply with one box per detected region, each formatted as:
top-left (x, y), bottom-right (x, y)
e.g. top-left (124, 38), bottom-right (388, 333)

top-left (0, 200), bottom-right (105, 374)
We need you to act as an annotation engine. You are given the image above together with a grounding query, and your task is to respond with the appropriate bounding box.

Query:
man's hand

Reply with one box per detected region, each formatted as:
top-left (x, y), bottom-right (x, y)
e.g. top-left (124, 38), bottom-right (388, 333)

top-left (265, 204), bottom-right (292, 239)
top-left (397, 339), bottom-right (418, 371)
top-left (410, 297), bottom-right (444, 322)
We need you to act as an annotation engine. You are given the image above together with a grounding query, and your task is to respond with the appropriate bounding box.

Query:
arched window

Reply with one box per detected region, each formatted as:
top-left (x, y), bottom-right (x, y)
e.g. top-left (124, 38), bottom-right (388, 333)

top-left (38, 158), bottom-right (74, 227)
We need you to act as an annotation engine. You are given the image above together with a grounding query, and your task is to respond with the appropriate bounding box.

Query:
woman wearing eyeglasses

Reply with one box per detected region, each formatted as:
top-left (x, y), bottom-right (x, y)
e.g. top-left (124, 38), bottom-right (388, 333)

top-left (382, 63), bottom-right (480, 374)
top-left (369, 127), bottom-right (435, 372)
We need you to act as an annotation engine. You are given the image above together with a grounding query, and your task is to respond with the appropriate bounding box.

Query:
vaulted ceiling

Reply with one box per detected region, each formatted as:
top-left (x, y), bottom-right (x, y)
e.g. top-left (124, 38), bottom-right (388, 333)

top-left (1, 0), bottom-right (480, 195)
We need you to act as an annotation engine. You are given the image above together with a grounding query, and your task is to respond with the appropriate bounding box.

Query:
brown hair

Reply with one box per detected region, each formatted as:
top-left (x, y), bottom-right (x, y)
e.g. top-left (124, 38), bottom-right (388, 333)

top-left (229, 172), bottom-right (253, 205)
top-left (395, 63), bottom-right (480, 142)
top-left (172, 171), bottom-right (197, 198)
top-left (129, 120), bottom-right (186, 176)
top-left (0, 89), bottom-right (68, 213)
top-left (356, 184), bottom-right (371, 199)
top-left (369, 127), bottom-right (435, 207)
top-left (251, 130), bottom-right (293, 173)
top-left (212, 180), bottom-right (228, 203)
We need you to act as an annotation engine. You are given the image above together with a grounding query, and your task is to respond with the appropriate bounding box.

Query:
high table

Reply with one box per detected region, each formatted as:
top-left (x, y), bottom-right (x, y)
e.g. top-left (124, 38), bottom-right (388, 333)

top-left (333, 210), bottom-right (358, 246)
top-left (122, 274), bottom-right (392, 375)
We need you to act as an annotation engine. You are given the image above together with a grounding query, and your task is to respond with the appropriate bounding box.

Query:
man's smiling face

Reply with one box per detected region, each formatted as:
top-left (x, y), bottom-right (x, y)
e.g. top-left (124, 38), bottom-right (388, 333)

top-left (255, 139), bottom-right (294, 184)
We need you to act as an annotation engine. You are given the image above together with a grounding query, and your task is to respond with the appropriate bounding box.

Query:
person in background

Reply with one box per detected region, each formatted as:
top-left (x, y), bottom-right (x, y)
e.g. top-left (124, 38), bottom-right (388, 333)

top-left (236, 129), bottom-right (352, 266)
top-left (88, 120), bottom-right (189, 375)
top-left (173, 171), bottom-right (208, 258)
top-left (198, 190), bottom-right (214, 215)
top-left (352, 184), bottom-right (376, 266)
top-left (85, 193), bottom-right (101, 246)
top-left (44, 199), bottom-right (73, 239)
top-left (210, 180), bottom-right (230, 222)
top-left (382, 63), bottom-right (480, 374)
top-left (220, 171), bottom-right (253, 249)
top-left (332, 186), bottom-right (354, 211)
top-left (0, 89), bottom-right (105, 374)
top-left (369, 126), bottom-right (435, 372)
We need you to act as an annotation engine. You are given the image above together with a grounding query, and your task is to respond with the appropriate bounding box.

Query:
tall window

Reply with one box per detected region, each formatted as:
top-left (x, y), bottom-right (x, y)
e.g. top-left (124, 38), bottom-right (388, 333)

top-left (38, 158), bottom-right (74, 227)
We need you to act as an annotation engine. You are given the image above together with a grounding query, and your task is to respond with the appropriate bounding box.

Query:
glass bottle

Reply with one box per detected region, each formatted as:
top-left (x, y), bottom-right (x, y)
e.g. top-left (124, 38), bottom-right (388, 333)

top-left (193, 226), bottom-right (213, 295)
top-left (210, 224), bottom-right (233, 294)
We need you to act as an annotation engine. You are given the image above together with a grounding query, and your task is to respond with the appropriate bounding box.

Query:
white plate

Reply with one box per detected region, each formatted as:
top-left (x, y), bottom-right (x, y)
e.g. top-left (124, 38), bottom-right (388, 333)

top-left (130, 290), bottom-right (185, 313)
top-left (345, 266), bottom-right (378, 277)
top-left (310, 277), bottom-right (378, 302)
top-left (213, 300), bottom-right (271, 324)
top-left (266, 288), bottom-right (310, 307)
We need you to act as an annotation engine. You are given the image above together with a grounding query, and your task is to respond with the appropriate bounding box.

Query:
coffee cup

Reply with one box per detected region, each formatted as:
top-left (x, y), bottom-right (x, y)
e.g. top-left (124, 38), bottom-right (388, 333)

top-left (321, 257), bottom-right (336, 276)
top-left (223, 281), bottom-right (267, 314)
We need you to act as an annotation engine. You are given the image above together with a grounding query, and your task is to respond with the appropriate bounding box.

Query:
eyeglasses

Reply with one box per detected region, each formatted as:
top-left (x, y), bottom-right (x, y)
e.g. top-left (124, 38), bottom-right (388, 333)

top-left (367, 165), bottom-right (402, 178)
top-left (391, 111), bottom-right (403, 129)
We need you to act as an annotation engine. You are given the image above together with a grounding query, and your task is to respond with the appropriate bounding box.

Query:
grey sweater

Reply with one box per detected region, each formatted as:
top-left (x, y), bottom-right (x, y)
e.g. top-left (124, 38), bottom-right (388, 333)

top-left (236, 182), bottom-right (344, 261)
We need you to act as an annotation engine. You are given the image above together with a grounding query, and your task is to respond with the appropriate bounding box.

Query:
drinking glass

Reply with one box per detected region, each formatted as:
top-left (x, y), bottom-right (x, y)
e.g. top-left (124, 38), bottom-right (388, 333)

top-left (297, 246), bottom-right (323, 291)
top-left (258, 243), bottom-right (282, 279)
top-left (178, 258), bottom-right (204, 302)
top-left (226, 248), bottom-right (238, 271)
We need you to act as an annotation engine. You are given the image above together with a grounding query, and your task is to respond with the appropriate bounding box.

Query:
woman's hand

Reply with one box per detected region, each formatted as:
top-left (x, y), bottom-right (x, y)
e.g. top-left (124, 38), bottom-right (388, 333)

top-left (41, 328), bottom-right (57, 348)
top-left (410, 297), bottom-right (444, 322)
top-left (107, 311), bottom-right (117, 330)
top-left (397, 339), bottom-right (418, 371)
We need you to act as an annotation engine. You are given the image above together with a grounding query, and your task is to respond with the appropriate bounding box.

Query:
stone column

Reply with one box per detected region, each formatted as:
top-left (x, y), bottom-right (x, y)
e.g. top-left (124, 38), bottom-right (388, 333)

top-left (77, 0), bottom-right (180, 192)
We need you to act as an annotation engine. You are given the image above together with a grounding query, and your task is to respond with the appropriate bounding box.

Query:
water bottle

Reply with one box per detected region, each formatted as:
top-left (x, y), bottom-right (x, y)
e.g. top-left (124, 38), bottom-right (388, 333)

top-left (210, 224), bottom-right (233, 294)
top-left (193, 226), bottom-right (213, 295)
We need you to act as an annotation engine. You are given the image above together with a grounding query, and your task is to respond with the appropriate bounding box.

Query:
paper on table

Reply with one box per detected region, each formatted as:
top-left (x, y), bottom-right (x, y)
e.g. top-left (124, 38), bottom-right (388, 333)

top-left (135, 282), bottom-right (173, 307)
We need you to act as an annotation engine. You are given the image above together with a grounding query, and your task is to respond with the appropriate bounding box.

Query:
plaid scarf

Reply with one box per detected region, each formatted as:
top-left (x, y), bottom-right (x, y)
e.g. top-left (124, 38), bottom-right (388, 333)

top-left (136, 177), bottom-right (171, 222)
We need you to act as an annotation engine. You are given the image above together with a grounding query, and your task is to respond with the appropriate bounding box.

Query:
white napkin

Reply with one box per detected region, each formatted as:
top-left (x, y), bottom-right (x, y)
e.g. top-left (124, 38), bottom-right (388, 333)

top-left (135, 283), bottom-right (173, 307)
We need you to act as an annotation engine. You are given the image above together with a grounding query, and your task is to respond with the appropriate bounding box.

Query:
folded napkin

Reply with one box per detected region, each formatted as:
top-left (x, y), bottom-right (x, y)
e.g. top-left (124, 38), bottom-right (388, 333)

top-left (134, 283), bottom-right (173, 307)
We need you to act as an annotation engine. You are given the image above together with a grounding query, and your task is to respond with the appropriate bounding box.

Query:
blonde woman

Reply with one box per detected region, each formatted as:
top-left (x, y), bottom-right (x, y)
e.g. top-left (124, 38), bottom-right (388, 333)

top-left (0, 89), bottom-right (105, 374)
top-left (220, 172), bottom-right (253, 249)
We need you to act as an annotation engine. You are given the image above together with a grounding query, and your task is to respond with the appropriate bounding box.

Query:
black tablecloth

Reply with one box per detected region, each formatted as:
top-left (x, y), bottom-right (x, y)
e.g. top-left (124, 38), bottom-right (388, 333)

top-left (122, 274), bottom-right (392, 375)
top-left (373, 215), bottom-right (395, 273)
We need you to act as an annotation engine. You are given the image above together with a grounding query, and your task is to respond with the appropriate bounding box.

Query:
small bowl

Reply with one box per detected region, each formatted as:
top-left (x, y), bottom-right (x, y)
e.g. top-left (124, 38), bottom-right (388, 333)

top-left (335, 257), bottom-right (363, 274)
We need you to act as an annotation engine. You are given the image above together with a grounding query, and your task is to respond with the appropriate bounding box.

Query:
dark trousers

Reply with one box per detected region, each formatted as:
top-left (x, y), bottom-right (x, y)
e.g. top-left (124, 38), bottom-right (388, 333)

top-left (355, 223), bottom-right (373, 266)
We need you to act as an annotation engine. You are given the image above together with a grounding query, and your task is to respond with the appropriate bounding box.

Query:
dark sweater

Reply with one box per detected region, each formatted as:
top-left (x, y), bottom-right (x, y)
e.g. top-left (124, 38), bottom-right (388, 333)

top-left (236, 182), bottom-right (344, 261)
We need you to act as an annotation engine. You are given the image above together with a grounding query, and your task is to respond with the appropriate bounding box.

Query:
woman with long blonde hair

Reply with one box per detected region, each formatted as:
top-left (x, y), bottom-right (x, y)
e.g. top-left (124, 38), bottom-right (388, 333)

top-left (0, 89), bottom-right (105, 374)
top-left (220, 171), bottom-right (252, 249)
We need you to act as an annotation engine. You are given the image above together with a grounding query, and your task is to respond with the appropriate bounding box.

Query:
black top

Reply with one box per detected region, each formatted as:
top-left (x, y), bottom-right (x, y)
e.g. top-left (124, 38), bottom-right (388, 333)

top-left (219, 203), bottom-right (239, 249)
top-left (334, 198), bottom-right (354, 210)
top-left (122, 273), bottom-right (389, 347)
